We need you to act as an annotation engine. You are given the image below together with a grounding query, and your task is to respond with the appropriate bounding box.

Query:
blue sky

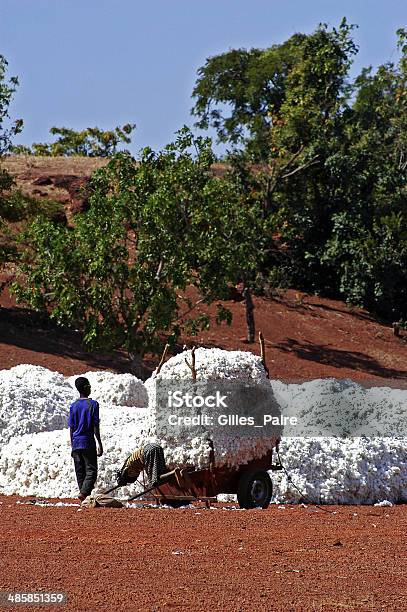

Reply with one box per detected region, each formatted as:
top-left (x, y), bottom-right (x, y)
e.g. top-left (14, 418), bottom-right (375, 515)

top-left (1, 0), bottom-right (405, 155)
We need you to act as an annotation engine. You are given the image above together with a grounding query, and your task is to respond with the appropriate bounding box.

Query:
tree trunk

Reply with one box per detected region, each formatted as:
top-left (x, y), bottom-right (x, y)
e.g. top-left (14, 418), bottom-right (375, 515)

top-left (243, 287), bottom-right (255, 343)
top-left (128, 351), bottom-right (146, 379)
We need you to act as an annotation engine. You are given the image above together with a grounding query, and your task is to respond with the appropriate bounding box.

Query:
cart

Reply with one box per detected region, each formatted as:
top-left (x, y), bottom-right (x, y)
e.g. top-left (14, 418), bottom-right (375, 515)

top-left (123, 441), bottom-right (282, 509)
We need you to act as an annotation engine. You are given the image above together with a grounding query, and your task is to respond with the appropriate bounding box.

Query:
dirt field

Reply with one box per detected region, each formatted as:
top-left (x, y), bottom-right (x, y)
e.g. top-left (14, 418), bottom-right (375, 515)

top-left (0, 496), bottom-right (405, 611)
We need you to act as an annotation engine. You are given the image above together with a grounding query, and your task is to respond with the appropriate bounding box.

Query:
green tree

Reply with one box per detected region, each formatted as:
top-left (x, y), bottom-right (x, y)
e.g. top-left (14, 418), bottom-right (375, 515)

top-left (191, 19), bottom-right (357, 161)
top-left (322, 212), bottom-right (407, 320)
top-left (13, 129), bottom-right (263, 369)
top-left (265, 28), bottom-right (407, 318)
top-left (193, 21), bottom-right (407, 323)
top-left (318, 29), bottom-right (407, 319)
top-left (12, 123), bottom-right (136, 157)
top-left (0, 55), bottom-right (23, 156)
top-left (192, 19), bottom-right (359, 295)
top-left (0, 54), bottom-right (23, 266)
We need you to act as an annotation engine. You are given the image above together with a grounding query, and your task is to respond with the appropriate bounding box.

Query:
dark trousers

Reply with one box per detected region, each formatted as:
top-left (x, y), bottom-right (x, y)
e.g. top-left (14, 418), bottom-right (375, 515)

top-left (72, 447), bottom-right (98, 496)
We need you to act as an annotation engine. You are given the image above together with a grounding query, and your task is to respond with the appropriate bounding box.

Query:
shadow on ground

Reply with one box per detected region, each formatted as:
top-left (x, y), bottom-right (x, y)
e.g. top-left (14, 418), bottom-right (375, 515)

top-left (275, 337), bottom-right (407, 380)
top-left (0, 306), bottom-right (132, 374)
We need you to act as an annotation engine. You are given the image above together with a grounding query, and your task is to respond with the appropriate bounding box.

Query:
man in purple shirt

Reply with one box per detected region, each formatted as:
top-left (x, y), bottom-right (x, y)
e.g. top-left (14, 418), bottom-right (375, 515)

top-left (68, 376), bottom-right (103, 501)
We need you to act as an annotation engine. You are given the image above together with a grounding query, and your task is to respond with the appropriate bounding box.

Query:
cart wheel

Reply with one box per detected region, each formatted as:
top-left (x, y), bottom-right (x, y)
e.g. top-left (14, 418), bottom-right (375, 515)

top-left (237, 469), bottom-right (272, 509)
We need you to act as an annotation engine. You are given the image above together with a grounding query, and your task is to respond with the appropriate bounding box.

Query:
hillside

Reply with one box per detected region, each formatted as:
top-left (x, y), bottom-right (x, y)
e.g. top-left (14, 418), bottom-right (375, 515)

top-left (2, 156), bottom-right (228, 217)
top-left (1, 156), bottom-right (407, 383)
top-left (1, 275), bottom-right (406, 383)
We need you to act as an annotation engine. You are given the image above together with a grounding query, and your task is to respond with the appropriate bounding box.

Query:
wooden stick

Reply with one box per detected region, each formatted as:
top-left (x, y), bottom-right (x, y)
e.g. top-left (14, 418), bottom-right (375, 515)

top-left (156, 343), bottom-right (170, 374)
top-left (392, 322), bottom-right (401, 338)
top-left (243, 286), bottom-right (255, 343)
top-left (185, 346), bottom-right (197, 380)
top-left (259, 331), bottom-right (269, 378)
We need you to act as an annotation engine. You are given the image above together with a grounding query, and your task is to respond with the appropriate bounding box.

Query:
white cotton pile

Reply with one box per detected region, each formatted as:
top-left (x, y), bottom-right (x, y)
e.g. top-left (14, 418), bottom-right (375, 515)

top-left (271, 437), bottom-right (407, 504)
top-left (0, 364), bottom-right (150, 499)
top-left (270, 378), bottom-right (407, 437)
top-left (0, 405), bottom-right (149, 498)
top-left (67, 371), bottom-right (148, 408)
top-left (267, 378), bottom-right (407, 503)
top-left (1, 359), bottom-right (407, 504)
top-left (147, 348), bottom-right (279, 469)
top-left (0, 365), bottom-right (75, 446)
top-left (152, 347), bottom-right (269, 383)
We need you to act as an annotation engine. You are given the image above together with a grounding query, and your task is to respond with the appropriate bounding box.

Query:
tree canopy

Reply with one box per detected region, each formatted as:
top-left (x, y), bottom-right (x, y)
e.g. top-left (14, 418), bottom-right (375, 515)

top-left (192, 23), bottom-right (407, 322)
top-left (0, 55), bottom-right (23, 157)
top-left (14, 129), bottom-right (263, 366)
top-left (192, 19), bottom-right (357, 161)
top-left (0, 54), bottom-right (24, 266)
top-left (12, 124), bottom-right (136, 157)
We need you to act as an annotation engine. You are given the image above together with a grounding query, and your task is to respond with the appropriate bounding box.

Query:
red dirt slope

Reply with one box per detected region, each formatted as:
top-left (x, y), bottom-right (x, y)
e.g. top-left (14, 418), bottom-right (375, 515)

top-left (1, 277), bottom-right (407, 382)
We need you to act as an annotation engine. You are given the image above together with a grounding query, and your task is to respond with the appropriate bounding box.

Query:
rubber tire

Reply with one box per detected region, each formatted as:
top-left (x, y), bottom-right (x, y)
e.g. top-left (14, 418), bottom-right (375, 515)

top-left (237, 469), bottom-right (273, 509)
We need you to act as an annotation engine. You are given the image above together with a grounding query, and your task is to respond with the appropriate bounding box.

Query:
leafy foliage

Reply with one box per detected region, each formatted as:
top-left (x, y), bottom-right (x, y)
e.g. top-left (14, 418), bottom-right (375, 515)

top-left (14, 129), bottom-right (262, 361)
top-left (194, 22), bottom-right (407, 321)
top-left (0, 55), bottom-right (23, 157)
top-left (0, 55), bottom-right (24, 265)
top-left (317, 28), bottom-right (407, 317)
top-left (12, 124), bottom-right (136, 157)
top-left (322, 212), bottom-right (407, 319)
top-left (192, 19), bottom-right (357, 161)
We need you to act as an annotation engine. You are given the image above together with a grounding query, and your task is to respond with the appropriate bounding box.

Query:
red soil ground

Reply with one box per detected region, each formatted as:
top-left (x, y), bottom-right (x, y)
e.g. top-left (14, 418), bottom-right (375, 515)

top-left (0, 497), bottom-right (405, 611)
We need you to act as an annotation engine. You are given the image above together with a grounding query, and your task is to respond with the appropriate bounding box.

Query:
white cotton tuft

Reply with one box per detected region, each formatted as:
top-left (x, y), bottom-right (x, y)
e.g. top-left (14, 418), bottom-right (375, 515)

top-left (67, 370), bottom-right (148, 408)
top-left (0, 364), bottom-right (75, 445)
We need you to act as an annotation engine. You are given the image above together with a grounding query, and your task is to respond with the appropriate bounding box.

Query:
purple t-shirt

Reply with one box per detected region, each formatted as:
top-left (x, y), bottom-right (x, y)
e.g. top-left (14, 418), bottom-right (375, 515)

top-left (68, 398), bottom-right (100, 451)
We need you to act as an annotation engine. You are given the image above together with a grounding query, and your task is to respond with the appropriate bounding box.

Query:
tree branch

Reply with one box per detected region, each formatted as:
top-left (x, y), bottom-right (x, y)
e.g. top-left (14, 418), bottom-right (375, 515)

top-left (281, 156), bottom-right (319, 179)
top-left (185, 346), bottom-right (197, 380)
top-left (258, 331), bottom-right (269, 378)
top-left (156, 343), bottom-right (170, 374)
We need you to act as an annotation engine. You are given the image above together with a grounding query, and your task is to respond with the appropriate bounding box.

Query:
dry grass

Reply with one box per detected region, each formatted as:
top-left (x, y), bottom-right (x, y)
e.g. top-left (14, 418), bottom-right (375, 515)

top-left (3, 155), bottom-right (108, 177)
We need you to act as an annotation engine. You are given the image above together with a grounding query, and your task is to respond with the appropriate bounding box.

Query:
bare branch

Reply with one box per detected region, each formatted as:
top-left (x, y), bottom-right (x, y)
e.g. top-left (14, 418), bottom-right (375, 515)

top-left (281, 156), bottom-right (319, 179)
top-left (185, 346), bottom-right (197, 380)
top-left (156, 343), bottom-right (170, 374)
top-left (176, 295), bottom-right (208, 320)
top-left (258, 331), bottom-right (269, 378)
top-left (155, 259), bottom-right (164, 282)
top-left (279, 146), bottom-right (305, 173)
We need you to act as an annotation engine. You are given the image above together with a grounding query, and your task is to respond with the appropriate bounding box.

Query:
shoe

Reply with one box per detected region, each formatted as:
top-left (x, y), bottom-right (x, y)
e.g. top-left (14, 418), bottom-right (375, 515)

top-left (78, 493), bottom-right (87, 501)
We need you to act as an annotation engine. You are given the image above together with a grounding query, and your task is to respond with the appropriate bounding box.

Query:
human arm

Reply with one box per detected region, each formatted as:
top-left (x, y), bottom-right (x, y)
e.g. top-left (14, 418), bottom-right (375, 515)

top-left (94, 424), bottom-right (103, 457)
top-left (68, 405), bottom-right (74, 448)
top-left (93, 402), bottom-right (103, 456)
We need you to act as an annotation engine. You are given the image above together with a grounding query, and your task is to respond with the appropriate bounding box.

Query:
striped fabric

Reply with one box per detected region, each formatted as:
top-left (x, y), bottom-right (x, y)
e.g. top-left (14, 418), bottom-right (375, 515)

top-left (121, 443), bottom-right (167, 486)
top-left (123, 447), bottom-right (144, 480)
